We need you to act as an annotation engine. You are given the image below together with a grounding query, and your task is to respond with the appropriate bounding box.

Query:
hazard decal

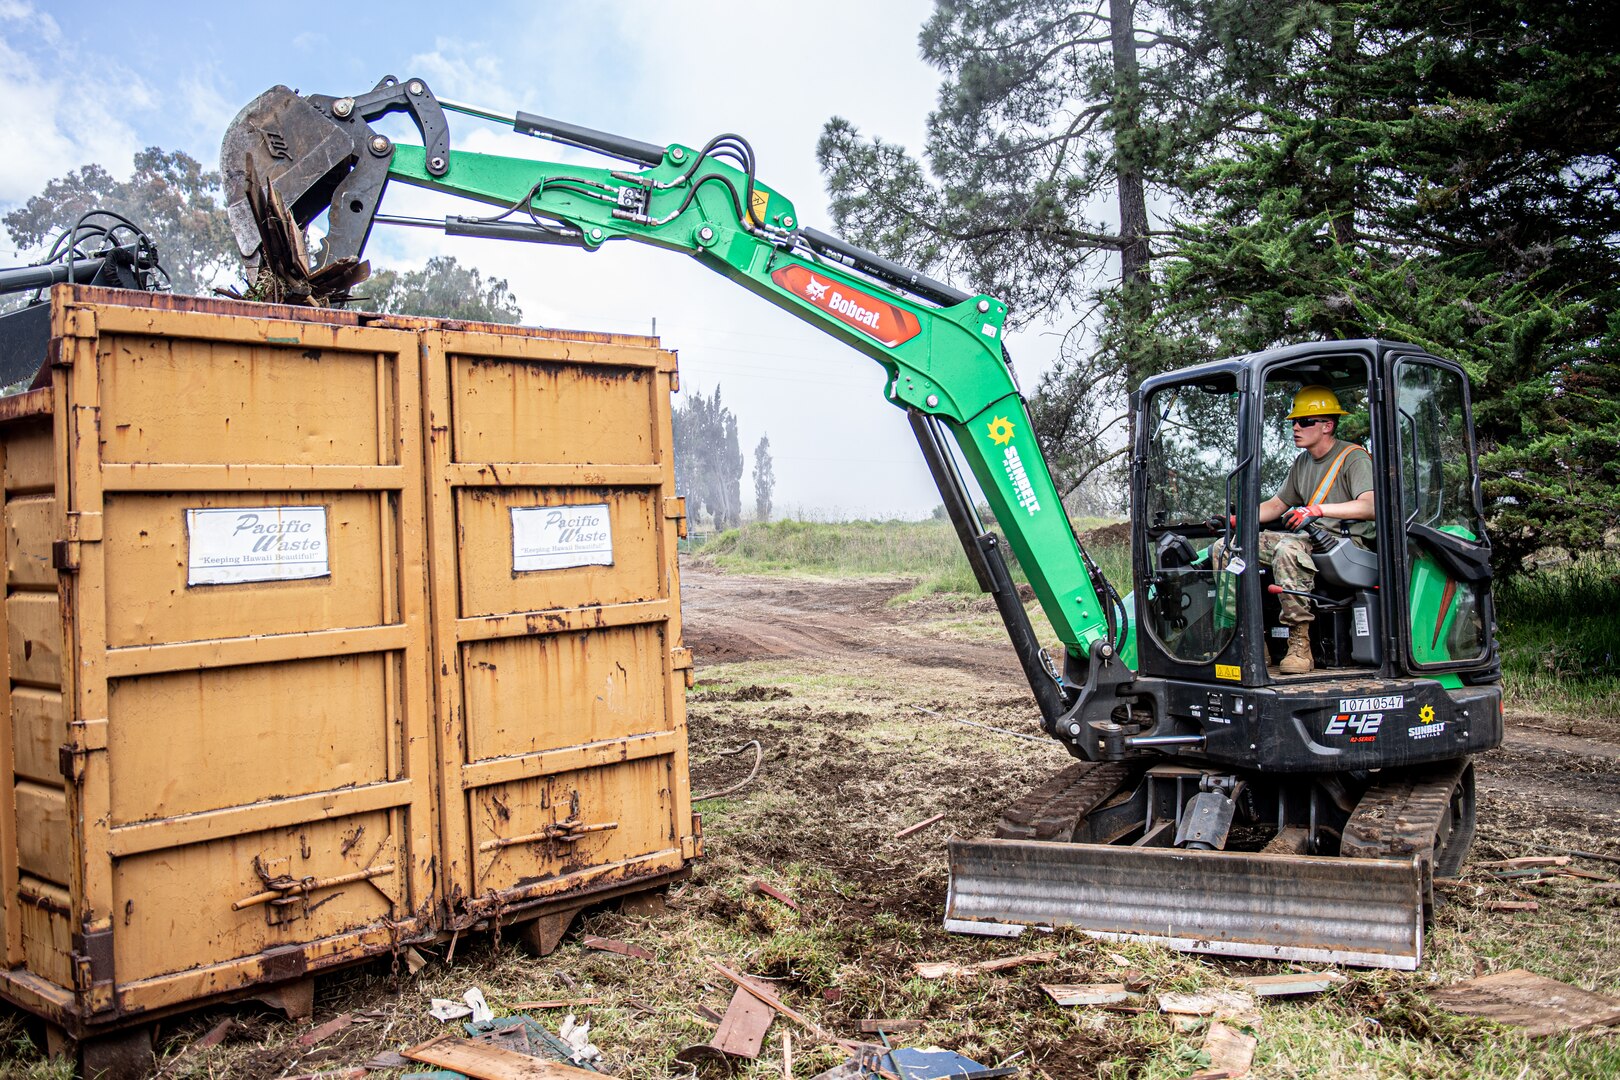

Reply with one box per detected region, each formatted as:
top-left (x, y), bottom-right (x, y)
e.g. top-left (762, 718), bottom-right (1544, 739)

top-left (770, 265), bottom-right (922, 348)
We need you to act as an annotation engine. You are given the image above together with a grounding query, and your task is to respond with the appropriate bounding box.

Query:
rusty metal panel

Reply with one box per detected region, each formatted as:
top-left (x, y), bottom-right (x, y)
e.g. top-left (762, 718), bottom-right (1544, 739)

top-left (0, 288), bottom-right (440, 1034)
top-left (5, 495), bottom-right (56, 588)
top-left (10, 687), bottom-right (65, 785)
top-left (462, 625), bottom-right (670, 761)
top-left (101, 491), bottom-right (392, 646)
top-left (456, 486), bottom-right (664, 616)
top-left (3, 417), bottom-right (54, 494)
top-left (111, 811), bottom-right (407, 984)
top-left (14, 782), bottom-right (70, 884)
top-left (470, 758), bottom-right (682, 897)
top-left (421, 327), bottom-right (695, 915)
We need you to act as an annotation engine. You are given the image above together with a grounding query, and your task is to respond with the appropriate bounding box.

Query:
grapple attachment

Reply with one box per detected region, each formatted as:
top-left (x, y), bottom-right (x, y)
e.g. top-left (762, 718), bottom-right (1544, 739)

top-left (220, 76), bottom-right (450, 275)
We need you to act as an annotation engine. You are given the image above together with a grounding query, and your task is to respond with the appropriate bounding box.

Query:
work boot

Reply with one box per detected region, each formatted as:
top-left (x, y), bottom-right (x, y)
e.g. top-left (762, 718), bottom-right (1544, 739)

top-left (1280, 625), bottom-right (1314, 674)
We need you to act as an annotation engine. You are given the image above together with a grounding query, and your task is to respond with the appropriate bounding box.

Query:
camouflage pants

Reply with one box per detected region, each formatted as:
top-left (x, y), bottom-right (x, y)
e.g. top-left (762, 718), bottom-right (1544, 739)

top-left (1211, 531), bottom-right (1318, 625)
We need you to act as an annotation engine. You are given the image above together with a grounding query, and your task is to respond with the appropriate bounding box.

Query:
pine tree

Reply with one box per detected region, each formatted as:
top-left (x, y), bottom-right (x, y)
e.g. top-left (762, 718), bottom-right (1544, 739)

top-left (752, 435), bottom-right (775, 522)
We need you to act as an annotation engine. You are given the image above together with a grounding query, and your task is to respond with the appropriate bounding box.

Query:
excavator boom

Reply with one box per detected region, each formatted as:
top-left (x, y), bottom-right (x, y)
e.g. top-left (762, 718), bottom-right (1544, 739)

top-left (222, 78), bottom-right (1129, 745)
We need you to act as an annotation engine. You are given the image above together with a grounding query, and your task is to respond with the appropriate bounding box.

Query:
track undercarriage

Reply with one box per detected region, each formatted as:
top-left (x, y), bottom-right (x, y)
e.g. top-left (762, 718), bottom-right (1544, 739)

top-left (946, 757), bottom-right (1477, 969)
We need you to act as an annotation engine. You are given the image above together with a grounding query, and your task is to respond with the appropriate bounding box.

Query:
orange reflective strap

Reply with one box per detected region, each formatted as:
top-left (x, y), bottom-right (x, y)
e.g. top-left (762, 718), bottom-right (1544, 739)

top-left (1307, 444), bottom-right (1366, 506)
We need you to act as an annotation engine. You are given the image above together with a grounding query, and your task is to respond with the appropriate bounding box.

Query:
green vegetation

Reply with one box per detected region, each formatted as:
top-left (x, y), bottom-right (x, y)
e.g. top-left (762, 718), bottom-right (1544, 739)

top-left (1497, 555), bottom-right (1620, 718)
top-left (693, 519), bottom-right (1618, 715)
top-left (698, 517), bottom-right (1129, 601)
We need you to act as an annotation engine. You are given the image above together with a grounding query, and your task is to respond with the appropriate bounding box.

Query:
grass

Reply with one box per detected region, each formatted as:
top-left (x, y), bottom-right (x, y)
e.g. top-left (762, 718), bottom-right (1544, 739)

top-left (1496, 554), bottom-right (1620, 720)
top-left (695, 519), bottom-right (1619, 721)
top-left (698, 517), bottom-right (1129, 603)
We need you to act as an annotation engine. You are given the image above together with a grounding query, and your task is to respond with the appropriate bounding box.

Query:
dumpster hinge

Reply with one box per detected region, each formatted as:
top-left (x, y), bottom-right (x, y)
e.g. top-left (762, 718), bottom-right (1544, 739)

top-left (53, 512), bottom-right (103, 572)
top-left (671, 646), bottom-right (695, 688)
top-left (664, 496), bottom-right (687, 538)
top-left (71, 923), bottom-right (116, 1013)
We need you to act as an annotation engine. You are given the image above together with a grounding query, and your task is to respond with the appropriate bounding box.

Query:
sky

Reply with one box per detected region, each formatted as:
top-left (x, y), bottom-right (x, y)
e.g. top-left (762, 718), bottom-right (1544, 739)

top-left (0, 0), bottom-right (1072, 519)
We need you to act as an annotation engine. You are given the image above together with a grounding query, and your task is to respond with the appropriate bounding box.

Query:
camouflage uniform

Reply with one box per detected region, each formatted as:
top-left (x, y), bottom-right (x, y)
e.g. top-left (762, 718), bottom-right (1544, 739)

top-left (1213, 438), bottom-right (1374, 625)
top-left (1209, 532), bottom-right (1317, 625)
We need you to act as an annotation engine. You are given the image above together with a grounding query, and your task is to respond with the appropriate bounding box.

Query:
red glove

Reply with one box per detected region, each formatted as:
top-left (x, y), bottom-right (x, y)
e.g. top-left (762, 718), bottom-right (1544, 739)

top-left (1283, 504), bottom-right (1323, 529)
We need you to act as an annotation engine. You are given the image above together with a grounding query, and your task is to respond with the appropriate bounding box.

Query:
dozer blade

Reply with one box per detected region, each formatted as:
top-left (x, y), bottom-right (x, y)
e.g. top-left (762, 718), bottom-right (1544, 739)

top-left (946, 837), bottom-right (1426, 970)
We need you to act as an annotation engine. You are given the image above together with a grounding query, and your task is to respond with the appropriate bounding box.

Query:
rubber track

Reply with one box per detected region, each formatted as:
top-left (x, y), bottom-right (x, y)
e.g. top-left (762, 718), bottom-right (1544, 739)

top-left (994, 761), bottom-right (1135, 841)
top-left (1339, 757), bottom-right (1470, 867)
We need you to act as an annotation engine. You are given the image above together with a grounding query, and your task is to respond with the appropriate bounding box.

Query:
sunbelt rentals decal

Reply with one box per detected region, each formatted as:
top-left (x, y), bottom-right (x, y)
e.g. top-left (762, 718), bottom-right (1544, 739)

top-left (987, 417), bottom-right (1040, 515)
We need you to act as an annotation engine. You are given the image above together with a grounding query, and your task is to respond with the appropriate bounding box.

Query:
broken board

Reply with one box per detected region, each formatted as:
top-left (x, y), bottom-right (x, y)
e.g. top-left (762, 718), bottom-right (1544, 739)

top-left (405, 1034), bottom-right (611, 1078)
top-left (1432, 968), bottom-right (1620, 1037)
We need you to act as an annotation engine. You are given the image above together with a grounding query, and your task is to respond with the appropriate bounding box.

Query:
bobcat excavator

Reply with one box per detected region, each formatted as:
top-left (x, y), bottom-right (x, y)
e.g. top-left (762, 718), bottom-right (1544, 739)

top-left (223, 77), bottom-right (1502, 970)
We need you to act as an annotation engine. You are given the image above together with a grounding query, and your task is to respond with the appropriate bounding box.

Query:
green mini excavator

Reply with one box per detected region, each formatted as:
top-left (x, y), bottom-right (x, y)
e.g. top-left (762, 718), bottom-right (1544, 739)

top-left (224, 76), bottom-right (1502, 969)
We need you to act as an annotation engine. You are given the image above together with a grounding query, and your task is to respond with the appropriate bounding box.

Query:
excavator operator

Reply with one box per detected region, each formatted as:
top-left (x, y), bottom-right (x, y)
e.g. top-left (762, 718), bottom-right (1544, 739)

top-left (1255, 385), bottom-right (1376, 674)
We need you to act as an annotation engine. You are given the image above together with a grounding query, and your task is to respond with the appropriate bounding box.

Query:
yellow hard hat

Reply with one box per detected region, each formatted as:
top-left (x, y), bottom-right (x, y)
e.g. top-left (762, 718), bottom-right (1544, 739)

top-left (1287, 385), bottom-right (1348, 420)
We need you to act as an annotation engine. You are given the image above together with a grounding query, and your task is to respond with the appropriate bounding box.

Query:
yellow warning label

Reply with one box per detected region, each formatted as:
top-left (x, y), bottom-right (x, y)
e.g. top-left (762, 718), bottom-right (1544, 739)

top-left (1215, 663), bottom-right (1241, 681)
top-left (749, 188), bottom-right (770, 224)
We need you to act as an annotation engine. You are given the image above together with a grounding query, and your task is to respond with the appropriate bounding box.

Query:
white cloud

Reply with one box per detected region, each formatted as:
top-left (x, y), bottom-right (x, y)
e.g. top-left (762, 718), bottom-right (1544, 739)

top-left (0, 5), bottom-right (149, 207)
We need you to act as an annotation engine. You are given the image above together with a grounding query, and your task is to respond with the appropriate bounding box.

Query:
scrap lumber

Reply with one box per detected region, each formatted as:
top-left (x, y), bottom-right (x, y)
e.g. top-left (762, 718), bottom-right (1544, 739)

top-left (1233, 972), bottom-right (1344, 997)
top-left (194, 1018), bottom-right (237, 1049)
top-left (1158, 990), bottom-right (1261, 1026)
top-left (712, 963), bottom-right (848, 1049)
top-left (895, 813), bottom-right (946, 839)
top-left (1432, 968), bottom-right (1620, 1037)
top-left (1199, 1021), bottom-right (1256, 1078)
top-left (1484, 901), bottom-right (1541, 912)
top-left (404, 1033), bottom-right (614, 1078)
top-left (712, 984), bottom-right (776, 1059)
top-left (1042, 983), bottom-right (1136, 1007)
top-left (582, 935), bottom-right (654, 960)
top-left (751, 880), bottom-right (800, 910)
top-left (857, 1019), bottom-right (925, 1033)
top-left (297, 1013), bottom-right (354, 1047)
top-left (914, 950), bottom-right (1056, 979)
top-left (511, 998), bottom-right (605, 1010)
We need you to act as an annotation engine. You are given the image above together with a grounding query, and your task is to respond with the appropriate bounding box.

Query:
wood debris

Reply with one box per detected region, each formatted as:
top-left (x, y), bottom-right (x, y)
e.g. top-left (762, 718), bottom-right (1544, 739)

top-left (1432, 968), bottom-right (1620, 1037)
top-left (1042, 983), bottom-right (1138, 1007)
top-left (1198, 1021), bottom-right (1256, 1078)
top-left (512, 998), bottom-right (605, 1010)
top-left (1158, 990), bottom-right (1261, 1026)
top-left (405, 1032), bottom-right (614, 1077)
top-left (297, 1013), bottom-right (354, 1047)
top-left (751, 880), bottom-right (800, 910)
top-left (194, 1017), bottom-right (237, 1049)
top-left (895, 813), bottom-right (946, 839)
top-left (914, 950), bottom-right (1056, 979)
top-left (1233, 972), bottom-right (1345, 997)
top-left (1484, 900), bottom-right (1541, 912)
top-left (857, 1019), bottom-right (925, 1033)
top-left (712, 984), bottom-right (776, 1059)
top-left (1476, 856), bottom-right (1571, 871)
top-left (582, 935), bottom-right (654, 960)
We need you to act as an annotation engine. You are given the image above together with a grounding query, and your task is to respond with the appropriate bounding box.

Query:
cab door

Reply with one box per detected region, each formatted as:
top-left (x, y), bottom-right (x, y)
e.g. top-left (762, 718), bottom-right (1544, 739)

top-left (1386, 354), bottom-right (1495, 671)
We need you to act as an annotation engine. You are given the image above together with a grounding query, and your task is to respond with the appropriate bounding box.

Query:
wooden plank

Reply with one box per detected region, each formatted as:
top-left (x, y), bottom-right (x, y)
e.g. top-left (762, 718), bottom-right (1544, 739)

top-left (1432, 968), bottom-right (1620, 1036)
top-left (856, 1019), bottom-right (924, 1033)
top-left (582, 935), bottom-right (653, 960)
top-left (711, 985), bottom-right (774, 1059)
top-left (404, 1034), bottom-right (613, 1078)
top-left (1042, 983), bottom-right (1134, 1007)
top-left (1233, 972), bottom-right (1344, 997)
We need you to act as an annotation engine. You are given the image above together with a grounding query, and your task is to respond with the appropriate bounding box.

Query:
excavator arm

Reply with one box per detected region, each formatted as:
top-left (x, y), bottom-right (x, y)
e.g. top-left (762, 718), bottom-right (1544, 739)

top-left (222, 77), bottom-right (1132, 752)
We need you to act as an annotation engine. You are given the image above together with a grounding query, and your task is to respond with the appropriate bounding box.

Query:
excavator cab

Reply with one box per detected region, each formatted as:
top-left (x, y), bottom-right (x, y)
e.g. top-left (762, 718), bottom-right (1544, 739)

top-left (1132, 340), bottom-right (1496, 693)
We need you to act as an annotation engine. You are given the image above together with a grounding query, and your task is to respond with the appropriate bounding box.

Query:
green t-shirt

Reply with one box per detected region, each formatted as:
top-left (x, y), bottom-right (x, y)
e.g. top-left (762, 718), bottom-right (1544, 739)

top-left (1277, 439), bottom-right (1375, 539)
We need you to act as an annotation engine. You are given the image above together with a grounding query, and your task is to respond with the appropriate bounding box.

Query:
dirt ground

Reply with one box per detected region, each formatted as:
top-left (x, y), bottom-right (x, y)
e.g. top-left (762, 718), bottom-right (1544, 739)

top-left (5, 562), bottom-right (1617, 1079)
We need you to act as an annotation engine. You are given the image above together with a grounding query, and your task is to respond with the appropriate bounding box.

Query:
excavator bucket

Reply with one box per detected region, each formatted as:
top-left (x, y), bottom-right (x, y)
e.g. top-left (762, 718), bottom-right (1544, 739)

top-left (945, 837), bottom-right (1427, 970)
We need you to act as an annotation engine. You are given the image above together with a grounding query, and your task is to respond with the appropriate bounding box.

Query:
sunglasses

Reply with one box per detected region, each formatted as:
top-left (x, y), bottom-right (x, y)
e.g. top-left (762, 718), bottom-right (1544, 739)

top-left (1291, 417), bottom-right (1331, 428)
